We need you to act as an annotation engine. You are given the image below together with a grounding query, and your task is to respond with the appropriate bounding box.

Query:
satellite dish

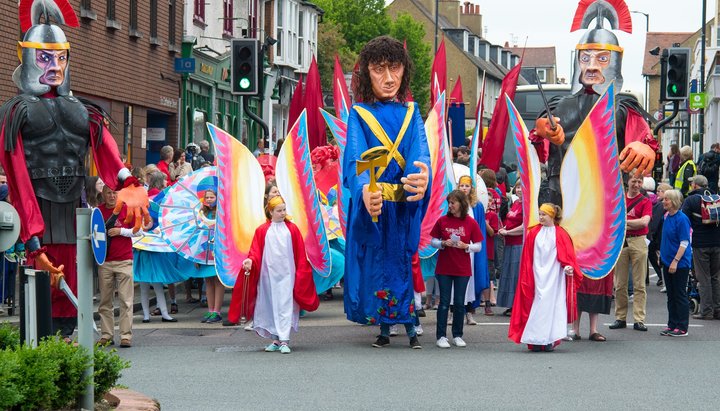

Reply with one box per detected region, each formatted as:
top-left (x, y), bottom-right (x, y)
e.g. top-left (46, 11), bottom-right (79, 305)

top-left (0, 202), bottom-right (21, 252)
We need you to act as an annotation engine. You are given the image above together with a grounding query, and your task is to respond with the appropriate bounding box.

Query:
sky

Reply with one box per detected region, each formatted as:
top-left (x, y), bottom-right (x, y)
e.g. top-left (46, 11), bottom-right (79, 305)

top-left (475, 0), bottom-right (714, 93)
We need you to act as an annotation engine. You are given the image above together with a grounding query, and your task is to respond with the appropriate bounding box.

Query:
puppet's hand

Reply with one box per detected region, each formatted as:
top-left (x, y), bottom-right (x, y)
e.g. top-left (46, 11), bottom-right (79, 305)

top-left (535, 117), bottom-right (565, 145)
top-left (35, 252), bottom-right (65, 289)
top-left (114, 185), bottom-right (150, 233)
top-left (402, 161), bottom-right (429, 202)
top-left (619, 141), bottom-right (655, 178)
top-left (242, 258), bottom-right (252, 272)
top-left (362, 184), bottom-right (383, 218)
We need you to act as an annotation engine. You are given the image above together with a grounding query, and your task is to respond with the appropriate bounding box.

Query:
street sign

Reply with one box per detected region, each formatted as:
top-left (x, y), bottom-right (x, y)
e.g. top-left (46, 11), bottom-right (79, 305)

top-left (689, 92), bottom-right (706, 110)
top-left (174, 57), bottom-right (196, 74)
top-left (90, 208), bottom-right (107, 266)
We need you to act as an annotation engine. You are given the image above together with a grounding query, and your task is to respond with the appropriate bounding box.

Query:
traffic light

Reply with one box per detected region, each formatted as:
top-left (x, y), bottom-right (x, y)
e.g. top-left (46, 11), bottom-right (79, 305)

top-left (664, 47), bottom-right (690, 101)
top-left (231, 39), bottom-right (259, 95)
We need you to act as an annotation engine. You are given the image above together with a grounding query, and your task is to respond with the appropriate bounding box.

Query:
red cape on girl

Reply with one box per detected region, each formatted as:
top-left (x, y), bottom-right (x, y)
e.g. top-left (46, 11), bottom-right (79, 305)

top-left (242, 220), bottom-right (320, 314)
top-left (508, 224), bottom-right (583, 344)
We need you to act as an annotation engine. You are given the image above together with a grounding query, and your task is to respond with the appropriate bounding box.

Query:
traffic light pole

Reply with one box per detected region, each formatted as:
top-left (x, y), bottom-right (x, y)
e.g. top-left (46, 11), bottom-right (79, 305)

top-left (244, 97), bottom-right (268, 141)
top-left (654, 100), bottom-right (680, 136)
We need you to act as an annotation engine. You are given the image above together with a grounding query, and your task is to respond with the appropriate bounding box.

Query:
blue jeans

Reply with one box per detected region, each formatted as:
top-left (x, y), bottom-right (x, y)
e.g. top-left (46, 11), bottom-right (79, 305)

top-left (380, 322), bottom-right (416, 338)
top-left (662, 264), bottom-right (689, 331)
top-left (436, 274), bottom-right (470, 339)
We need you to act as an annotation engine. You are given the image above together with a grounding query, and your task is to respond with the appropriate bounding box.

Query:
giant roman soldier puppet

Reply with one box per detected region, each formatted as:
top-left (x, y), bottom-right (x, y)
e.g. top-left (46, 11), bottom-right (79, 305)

top-left (521, 0), bottom-right (659, 340)
top-left (0, 0), bottom-right (147, 338)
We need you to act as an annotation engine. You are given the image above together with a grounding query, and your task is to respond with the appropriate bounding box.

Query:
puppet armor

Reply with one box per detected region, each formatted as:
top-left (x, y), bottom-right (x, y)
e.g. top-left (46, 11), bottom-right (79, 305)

top-left (22, 95), bottom-right (89, 203)
top-left (13, 23), bottom-right (72, 96)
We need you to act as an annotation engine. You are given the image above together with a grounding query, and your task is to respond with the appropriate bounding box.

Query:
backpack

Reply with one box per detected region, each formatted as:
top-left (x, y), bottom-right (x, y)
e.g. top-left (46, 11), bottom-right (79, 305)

top-left (694, 190), bottom-right (720, 225)
top-left (700, 153), bottom-right (719, 177)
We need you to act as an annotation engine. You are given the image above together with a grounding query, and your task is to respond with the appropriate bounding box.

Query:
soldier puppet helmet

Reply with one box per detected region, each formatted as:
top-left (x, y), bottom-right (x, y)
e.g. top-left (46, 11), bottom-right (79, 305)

top-left (569, 0), bottom-right (633, 95)
top-left (12, 0), bottom-right (80, 96)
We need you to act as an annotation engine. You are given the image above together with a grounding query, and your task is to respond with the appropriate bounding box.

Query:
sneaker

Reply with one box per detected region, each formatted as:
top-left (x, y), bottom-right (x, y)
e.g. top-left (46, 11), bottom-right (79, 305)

top-left (417, 308), bottom-right (426, 317)
top-left (389, 324), bottom-right (399, 336)
top-left (452, 336), bottom-right (467, 347)
top-left (200, 312), bottom-right (213, 323)
top-left (669, 329), bottom-right (688, 337)
top-left (244, 321), bottom-right (254, 331)
top-left (656, 278), bottom-right (664, 287)
top-left (372, 335), bottom-right (390, 348)
top-left (633, 322), bottom-right (648, 332)
top-left (206, 312), bottom-right (222, 323)
top-left (436, 336), bottom-right (451, 348)
top-left (409, 336), bottom-right (422, 349)
top-left (659, 327), bottom-right (673, 336)
top-left (484, 305), bottom-right (494, 316)
top-left (265, 342), bottom-right (281, 352)
top-left (693, 313), bottom-right (714, 320)
top-left (280, 344), bottom-right (292, 354)
top-left (660, 286), bottom-right (667, 293)
top-left (415, 324), bottom-right (424, 336)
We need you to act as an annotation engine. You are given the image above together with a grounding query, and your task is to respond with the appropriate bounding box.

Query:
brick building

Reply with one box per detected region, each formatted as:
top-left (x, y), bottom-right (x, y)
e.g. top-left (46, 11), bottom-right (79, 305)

top-left (0, 0), bottom-right (184, 167)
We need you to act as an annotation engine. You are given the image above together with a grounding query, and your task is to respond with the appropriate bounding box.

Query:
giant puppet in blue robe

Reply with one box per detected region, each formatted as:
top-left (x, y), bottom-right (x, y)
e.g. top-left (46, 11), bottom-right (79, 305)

top-left (343, 100), bottom-right (431, 325)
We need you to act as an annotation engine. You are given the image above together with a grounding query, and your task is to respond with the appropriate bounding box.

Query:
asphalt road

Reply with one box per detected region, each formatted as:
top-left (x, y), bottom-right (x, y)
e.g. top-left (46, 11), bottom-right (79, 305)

top-left (116, 270), bottom-right (720, 410)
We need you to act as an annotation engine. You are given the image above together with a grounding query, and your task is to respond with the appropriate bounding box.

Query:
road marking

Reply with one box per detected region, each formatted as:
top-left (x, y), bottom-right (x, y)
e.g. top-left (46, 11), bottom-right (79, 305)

top-left (602, 323), bottom-right (704, 328)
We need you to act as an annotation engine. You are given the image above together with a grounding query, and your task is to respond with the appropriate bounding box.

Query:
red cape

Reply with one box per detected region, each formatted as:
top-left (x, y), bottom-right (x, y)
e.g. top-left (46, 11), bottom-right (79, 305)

top-left (508, 224), bottom-right (583, 344)
top-left (227, 220), bottom-right (319, 322)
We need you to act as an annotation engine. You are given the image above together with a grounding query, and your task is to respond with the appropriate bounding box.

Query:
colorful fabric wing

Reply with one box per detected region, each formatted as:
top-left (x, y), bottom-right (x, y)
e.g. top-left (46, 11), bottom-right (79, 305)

top-left (276, 110), bottom-right (332, 278)
top-left (559, 83), bottom-right (626, 279)
top-left (506, 94), bottom-right (541, 230)
top-left (159, 167), bottom-right (218, 266)
top-left (207, 123), bottom-right (267, 287)
top-left (333, 55), bottom-right (351, 123)
top-left (419, 92), bottom-right (452, 259)
top-left (133, 188), bottom-right (173, 252)
top-left (320, 108), bottom-right (349, 238)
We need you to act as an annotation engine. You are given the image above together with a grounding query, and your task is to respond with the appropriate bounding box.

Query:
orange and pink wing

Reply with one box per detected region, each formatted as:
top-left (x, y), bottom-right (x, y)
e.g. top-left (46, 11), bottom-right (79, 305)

top-left (207, 123), bottom-right (267, 287)
top-left (276, 110), bottom-right (332, 277)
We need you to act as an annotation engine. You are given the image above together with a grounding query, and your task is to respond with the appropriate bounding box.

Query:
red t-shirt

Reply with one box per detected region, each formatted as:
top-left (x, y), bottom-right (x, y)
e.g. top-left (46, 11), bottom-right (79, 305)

top-left (485, 210), bottom-right (500, 261)
top-left (156, 161), bottom-right (172, 185)
top-left (430, 214), bottom-right (483, 277)
top-left (503, 201), bottom-right (524, 246)
top-left (99, 203), bottom-right (134, 261)
top-left (488, 189), bottom-right (502, 213)
top-left (626, 194), bottom-right (652, 236)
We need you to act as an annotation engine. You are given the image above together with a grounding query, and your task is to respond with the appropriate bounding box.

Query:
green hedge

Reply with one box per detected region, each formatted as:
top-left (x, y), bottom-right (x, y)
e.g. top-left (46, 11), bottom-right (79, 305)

top-left (0, 322), bottom-right (130, 411)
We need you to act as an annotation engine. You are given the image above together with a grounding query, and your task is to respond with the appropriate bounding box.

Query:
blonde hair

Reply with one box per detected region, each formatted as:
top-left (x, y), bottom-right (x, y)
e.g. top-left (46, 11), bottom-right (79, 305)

top-left (663, 189), bottom-right (683, 210)
top-left (657, 182), bottom-right (672, 193)
top-left (680, 145), bottom-right (693, 161)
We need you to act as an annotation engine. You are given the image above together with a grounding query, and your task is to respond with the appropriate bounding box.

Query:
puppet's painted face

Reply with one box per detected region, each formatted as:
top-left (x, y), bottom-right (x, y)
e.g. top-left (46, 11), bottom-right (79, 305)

top-left (578, 50), bottom-right (610, 87)
top-left (369, 61), bottom-right (404, 101)
top-left (36, 49), bottom-right (68, 88)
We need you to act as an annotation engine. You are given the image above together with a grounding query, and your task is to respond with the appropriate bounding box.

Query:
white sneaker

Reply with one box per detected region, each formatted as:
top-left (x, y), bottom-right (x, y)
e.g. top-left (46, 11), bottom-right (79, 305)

top-left (436, 337), bottom-right (450, 348)
top-left (415, 324), bottom-right (424, 336)
top-left (660, 287), bottom-right (667, 293)
top-left (389, 324), bottom-right (399, 336)
top-left (452, 336), bottom-right (467, 347)
top-left (244, 321), bottom-right (254, 331)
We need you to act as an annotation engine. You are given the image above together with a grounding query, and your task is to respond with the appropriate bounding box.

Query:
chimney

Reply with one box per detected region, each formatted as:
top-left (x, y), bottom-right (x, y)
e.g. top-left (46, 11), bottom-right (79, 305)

top-left (460, 1), bottom-right (482, 35)
top-left (438, 0), bottom-right (461, 28)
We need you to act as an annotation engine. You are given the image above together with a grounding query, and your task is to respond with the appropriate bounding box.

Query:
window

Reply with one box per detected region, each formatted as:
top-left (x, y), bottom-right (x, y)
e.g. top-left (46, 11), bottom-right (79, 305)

top-left (129, 0), bottom-right (140, 37)
top-left (298, 11), bottom-right (304, 66)
top-left (276, 0), bottom-right (284, 58)
top-left (80, 0), bottom-right (96, 19)
top-left (169, 0), bottom-right (177, 49)
top-left (223, 0), bottom-right (234, 37)
top-left (106, 0), bottom-right (115, 20)
top-left (150, 0), bottom-right (158, 42)
top-left (536, 68), bottom-right (547, 83)
top-left (194, 0), bottom-right (206, 25)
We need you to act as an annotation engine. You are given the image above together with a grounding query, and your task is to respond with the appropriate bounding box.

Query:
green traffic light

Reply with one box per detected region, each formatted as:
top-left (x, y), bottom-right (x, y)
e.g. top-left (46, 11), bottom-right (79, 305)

top-left (668, 84), bottom-right (678, 96)
top-left (239, 78), bottom-right (251, 89)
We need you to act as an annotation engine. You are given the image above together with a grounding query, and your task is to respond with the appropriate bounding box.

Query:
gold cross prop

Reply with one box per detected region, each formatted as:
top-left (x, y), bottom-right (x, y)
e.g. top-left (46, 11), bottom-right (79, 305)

top-left (356, 146), bottom-right (390, 223)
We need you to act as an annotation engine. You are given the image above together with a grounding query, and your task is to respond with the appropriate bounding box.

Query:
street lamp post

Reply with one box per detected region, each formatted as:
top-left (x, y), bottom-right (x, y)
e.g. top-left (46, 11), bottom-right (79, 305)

top-left (700, 0), bottom-right (707, 153)
top-left (631, 10), bottom-right (650, 111)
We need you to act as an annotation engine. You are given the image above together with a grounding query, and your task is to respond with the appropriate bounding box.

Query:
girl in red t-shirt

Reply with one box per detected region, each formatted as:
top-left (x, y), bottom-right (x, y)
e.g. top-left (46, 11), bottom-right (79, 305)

top-left (430, 190), bottom-right (483, 348)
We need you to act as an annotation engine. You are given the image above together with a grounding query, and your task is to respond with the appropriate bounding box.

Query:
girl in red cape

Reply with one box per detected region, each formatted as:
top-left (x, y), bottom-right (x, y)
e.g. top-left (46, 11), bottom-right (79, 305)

top-left (508, 203), bottom-right (583, 352)
top-left (242, 196), bottom-right (319, 354)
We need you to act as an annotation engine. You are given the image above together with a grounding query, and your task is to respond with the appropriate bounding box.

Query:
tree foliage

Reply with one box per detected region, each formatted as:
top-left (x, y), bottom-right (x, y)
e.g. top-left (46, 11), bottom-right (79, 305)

top-left (317, 20), bottom-right (358, 94)
top-left (390, 13), bottom-right (432, 114)
top-left (314, 0), bottom-right (390, 53)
